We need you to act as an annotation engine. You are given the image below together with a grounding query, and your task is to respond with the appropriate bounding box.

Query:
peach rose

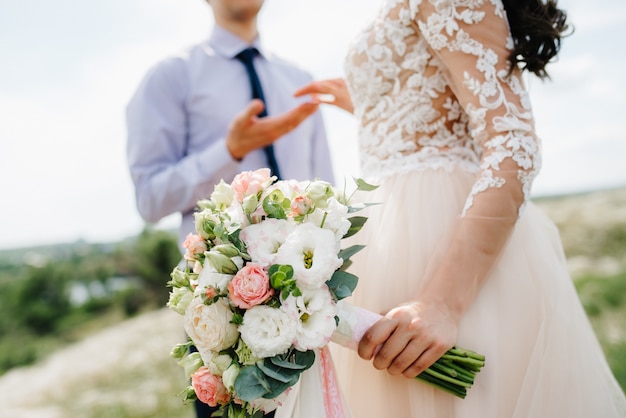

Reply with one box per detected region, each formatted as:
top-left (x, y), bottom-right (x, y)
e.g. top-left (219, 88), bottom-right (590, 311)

top-left (231, 169), bottom-right (272, 203)
top-left (228, 263), bottom-right (274, 309)
top-left (289, 195), bottom-right (313, 216)
top-left (183, 233), bottom-right (207, 261)
top-left (191, 366), bottom-right (231, 407)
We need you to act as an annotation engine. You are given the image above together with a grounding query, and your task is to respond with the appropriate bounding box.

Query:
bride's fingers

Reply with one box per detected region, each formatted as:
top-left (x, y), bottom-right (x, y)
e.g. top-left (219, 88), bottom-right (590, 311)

top-left (401, 342), bottom-right (448, 379)
top-left (358, 317), bottom-right (396, 360)
top-left (371, 331), bottom-right (413, 372)
top-left (294, 80), bottom-right (331, 97)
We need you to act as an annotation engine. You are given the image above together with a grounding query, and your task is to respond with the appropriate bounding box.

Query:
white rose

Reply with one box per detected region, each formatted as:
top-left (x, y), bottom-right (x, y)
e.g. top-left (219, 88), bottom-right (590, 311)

top-left (167, 286), bottom-right (194, 315)
top-left (239, 305), bottom-right (296, 358)
top-left (240, 218), bottom-right (296, 267)
top-left (210, 179), bottom-right (235, 208)
top-left (194, 209), bottom-right (220, 239)
top-left (274, 223), bottom-right (343, 289)
top-left (184, 297), bottom-right (239, 353)
top-left (282, 286), bottom-right (337, 350)
top-left (304, 180), bottom-right (334, 208)
top-left (197, 265), bottom-right (233, 294)
top-left (222, 363), bottom-right (240, 391)
top-left (206, 353), bottom-right (233, 376)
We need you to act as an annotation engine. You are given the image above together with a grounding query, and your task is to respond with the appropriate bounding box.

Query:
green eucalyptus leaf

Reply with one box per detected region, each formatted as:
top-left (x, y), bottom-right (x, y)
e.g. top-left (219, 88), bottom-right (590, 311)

top-left (262, 191), bottom-right (288, 220)
top-left (348, 201), bottom-right (381, 213)
top-left (262, 374), bottom-right (300, 399)
top-left (257, 361), bottom-right (299, 382)
top-left (343, 216), bottom-right (368, 239)
top-left (327, 270), bottom-right (359, 301)
top-left (233, 366), bottom-right (271, 402)
top-left (353, 177), bottom-right (380, 191)
top-left (268, 350), bottom-right (316, 372)
top-left (338, 245), bottom-right (366, 262)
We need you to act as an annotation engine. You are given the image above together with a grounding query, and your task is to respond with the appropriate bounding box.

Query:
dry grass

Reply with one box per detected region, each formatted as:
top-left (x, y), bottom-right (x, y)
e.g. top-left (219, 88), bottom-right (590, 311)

top-left (0, 308), bottom-right (195, 418)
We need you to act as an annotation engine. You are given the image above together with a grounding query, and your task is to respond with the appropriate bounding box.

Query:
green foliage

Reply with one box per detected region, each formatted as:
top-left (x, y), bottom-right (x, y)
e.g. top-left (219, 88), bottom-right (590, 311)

top-left (575, 272), bottom-right (626, 316)
top-left (12, 265), bottom-right (73, 333)
top-left (234, 349), bottom-right (315, 402)
top-left (129, 228), bottom-right (182, 306)
top-left (0, 227), bottom-right (181, 375)
top-left (574, 272), bottom-right (626, 394)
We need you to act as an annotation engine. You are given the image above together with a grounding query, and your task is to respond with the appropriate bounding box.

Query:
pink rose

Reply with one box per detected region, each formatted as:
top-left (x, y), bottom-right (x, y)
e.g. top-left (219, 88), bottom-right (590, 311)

top-left (228, 263), bottom-right (274, 309)
top-left (191, 366), bottom-right (231, 407)
top-left (205, 287), bottom-right (218, 300)
top-left (231, 169), bottom-right (272, 203)
top-left (289, 195), bottom-right (313, 216)
top-left (183, 233), bottom-right (207, 261)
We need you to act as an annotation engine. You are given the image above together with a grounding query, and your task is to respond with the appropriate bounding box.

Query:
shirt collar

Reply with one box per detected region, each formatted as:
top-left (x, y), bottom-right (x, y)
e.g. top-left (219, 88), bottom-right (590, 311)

top-left (208, 24), bottom-right (266, 59)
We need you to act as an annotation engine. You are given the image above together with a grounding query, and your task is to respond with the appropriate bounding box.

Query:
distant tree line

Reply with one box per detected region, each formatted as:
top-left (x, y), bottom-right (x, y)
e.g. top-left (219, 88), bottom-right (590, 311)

top-left (0, 228), bottom-right (181, 374)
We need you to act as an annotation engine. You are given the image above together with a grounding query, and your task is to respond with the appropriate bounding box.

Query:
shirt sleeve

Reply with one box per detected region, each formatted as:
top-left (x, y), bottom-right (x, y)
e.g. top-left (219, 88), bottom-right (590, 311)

top-left (408, 0), bottom-right (541, 313)
top-left (126, 57), bottom-right (238, 223)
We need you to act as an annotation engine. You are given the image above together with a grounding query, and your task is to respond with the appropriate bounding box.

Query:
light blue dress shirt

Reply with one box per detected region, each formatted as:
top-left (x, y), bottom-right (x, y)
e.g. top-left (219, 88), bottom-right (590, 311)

top-left (126, 25), bottom-right (335, 248)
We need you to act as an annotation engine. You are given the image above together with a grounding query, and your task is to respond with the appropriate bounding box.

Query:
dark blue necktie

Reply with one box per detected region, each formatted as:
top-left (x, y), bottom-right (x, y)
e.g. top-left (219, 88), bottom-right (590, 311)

top-left (235, 47), bottom-right (282, 180)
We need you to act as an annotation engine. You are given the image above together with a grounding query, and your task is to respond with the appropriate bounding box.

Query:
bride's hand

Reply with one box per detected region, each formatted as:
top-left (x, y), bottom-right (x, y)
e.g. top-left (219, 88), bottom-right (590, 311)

top-left (294, 78), bottom-right (354, 114)
top-left (357, 301), bottom-right (458, 379)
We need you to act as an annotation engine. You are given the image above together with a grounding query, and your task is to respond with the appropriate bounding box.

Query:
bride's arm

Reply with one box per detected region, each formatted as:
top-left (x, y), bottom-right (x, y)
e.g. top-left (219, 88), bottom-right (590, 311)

top-left (359, 0), bottom-right (540, 378)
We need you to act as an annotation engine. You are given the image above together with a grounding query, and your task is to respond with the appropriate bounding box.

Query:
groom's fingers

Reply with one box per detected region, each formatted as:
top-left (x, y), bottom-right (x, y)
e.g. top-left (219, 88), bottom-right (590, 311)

top-left (254, 102), bottom-right (319, 140)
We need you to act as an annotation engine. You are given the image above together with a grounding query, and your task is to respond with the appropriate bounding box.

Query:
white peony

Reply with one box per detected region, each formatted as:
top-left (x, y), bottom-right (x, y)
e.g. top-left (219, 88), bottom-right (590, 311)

top-left (184, 297), bottom-right (239, 354)
top-left (282, 286), bottom-right (337, 350)
top-left (240, 218), bottom-right (296, 267)
top-left (239, 305), bottom-right (297, 358)
top-left (274, 223), bottom-right (343, 289)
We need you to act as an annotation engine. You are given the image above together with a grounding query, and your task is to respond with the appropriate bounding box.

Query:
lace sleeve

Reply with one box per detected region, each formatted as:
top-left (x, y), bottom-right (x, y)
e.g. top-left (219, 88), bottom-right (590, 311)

top-left (410, 0), bottom-right (540, 219)
top-left (406, 0), bottom-right (541, 315)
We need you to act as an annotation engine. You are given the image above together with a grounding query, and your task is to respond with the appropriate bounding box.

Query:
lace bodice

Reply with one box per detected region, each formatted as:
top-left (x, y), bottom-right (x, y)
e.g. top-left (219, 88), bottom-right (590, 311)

top-left (344, 0), bottom-right (540, 216)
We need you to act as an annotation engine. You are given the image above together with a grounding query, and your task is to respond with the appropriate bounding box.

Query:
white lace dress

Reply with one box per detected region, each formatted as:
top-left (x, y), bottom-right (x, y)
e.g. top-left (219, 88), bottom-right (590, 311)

top-left (278, 0), bottom-right (626, 417)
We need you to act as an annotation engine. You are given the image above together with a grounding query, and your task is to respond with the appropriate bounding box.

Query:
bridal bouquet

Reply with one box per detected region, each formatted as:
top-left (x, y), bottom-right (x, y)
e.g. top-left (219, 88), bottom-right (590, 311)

top-left (167, 168), bottom-right (376, 417)
top-left (167, 168), bottom-right (485, 417)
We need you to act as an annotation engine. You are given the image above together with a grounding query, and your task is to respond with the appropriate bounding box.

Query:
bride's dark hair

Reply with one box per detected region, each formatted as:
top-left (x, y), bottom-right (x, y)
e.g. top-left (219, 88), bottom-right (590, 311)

top-left (502, 0), bottom-right (571, 79)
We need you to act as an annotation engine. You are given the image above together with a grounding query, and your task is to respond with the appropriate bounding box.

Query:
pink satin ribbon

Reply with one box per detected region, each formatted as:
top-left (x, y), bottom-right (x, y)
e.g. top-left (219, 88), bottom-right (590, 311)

top-left (319, 345), bottom-right (346, 418)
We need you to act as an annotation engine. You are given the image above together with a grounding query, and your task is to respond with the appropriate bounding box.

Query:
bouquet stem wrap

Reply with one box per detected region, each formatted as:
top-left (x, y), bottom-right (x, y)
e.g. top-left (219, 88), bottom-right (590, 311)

top-left (331, 301), bottom-right (485, 399)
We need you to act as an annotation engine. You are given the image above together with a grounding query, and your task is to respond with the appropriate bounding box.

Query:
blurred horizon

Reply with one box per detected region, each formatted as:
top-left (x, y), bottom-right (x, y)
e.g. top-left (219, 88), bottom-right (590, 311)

top-left (1, 0), bottom-right (625, 251)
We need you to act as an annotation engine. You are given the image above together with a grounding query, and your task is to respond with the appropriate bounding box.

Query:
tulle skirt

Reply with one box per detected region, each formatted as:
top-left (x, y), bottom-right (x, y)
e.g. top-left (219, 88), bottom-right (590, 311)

top-left (279, 167), bottom-right (626, 418)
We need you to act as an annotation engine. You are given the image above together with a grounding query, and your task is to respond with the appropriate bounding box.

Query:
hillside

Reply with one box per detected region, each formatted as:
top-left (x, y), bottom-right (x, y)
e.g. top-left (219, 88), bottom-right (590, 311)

top-left (0, 308), bottom-right (193, 418)
top-left (0, 187), bottom-right (624, 417)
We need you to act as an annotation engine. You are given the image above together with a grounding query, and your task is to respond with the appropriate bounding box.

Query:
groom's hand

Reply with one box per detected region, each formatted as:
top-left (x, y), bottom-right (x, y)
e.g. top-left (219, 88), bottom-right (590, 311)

top-left (226, 99), bottom-right (319, 160)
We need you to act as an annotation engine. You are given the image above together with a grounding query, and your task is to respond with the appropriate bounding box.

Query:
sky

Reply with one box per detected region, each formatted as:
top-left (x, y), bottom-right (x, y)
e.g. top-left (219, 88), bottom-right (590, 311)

top-left (1, 0), bottom-right (625, 250)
